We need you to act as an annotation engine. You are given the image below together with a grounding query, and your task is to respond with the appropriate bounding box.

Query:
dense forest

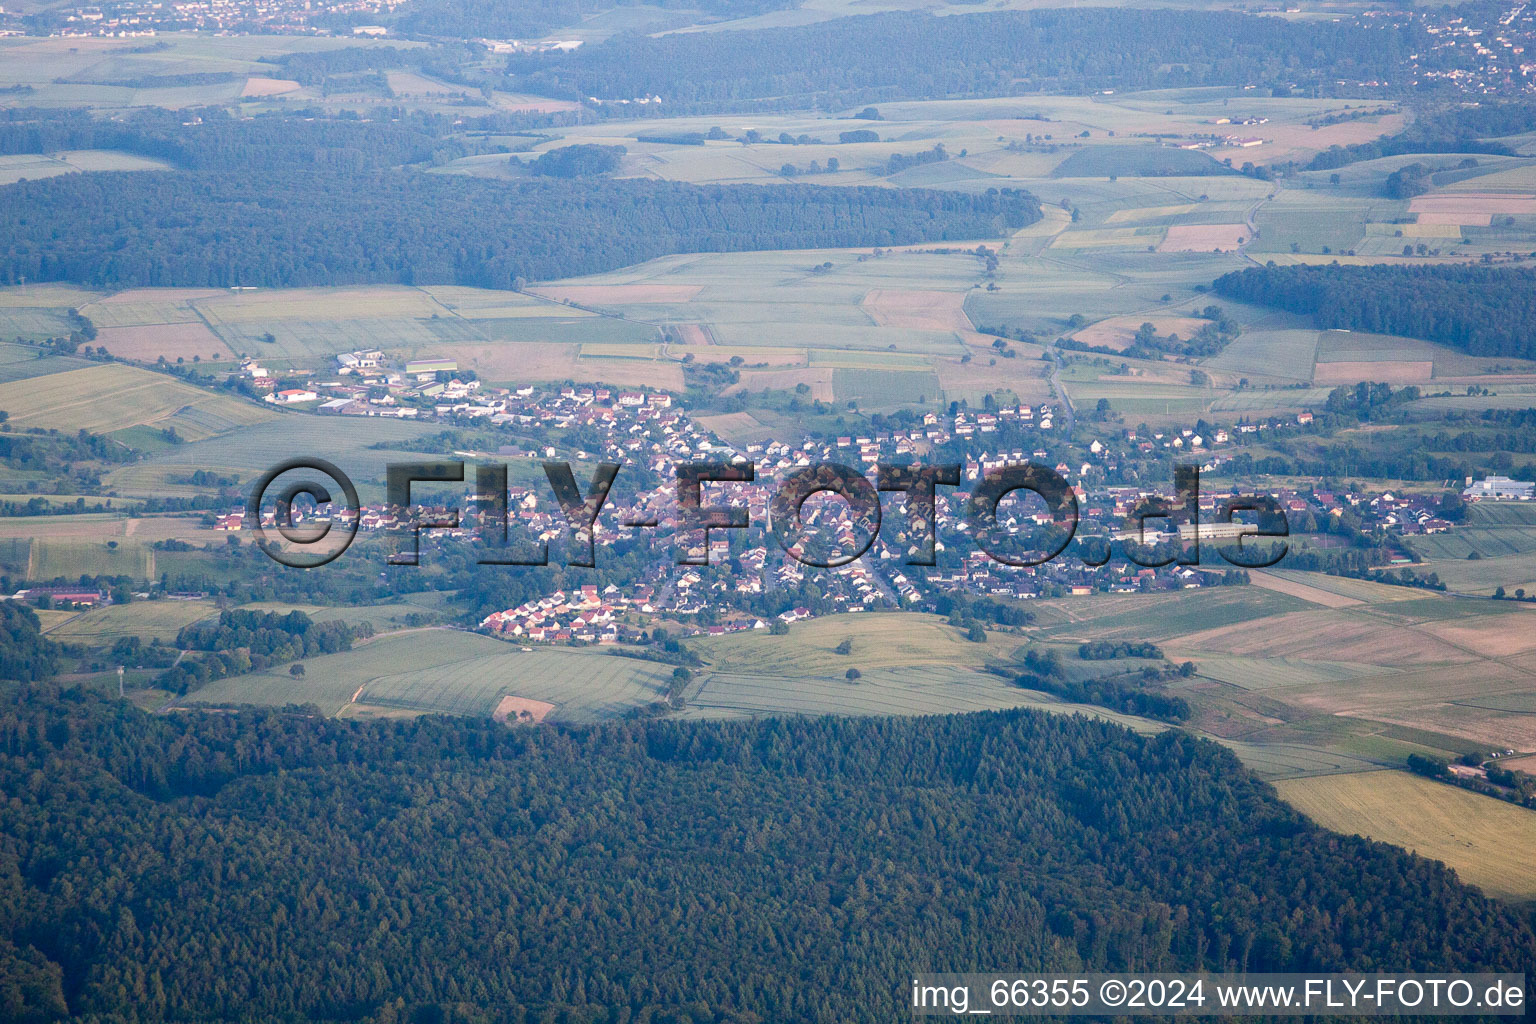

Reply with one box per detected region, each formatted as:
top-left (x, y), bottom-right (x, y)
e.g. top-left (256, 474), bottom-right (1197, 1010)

top-left (0, 172), bottom-right (1038, 289)
top-left (507, 10), bottom-right (1423, 112)
top-left (528, 143), bottom-right (627, 177)
top-left (1212, 263), bottom-right (1536, 359)
top-left (0, 107), bottom-right (470, 170)
top-left (0, 604), bottom-right (58, 683)
top-left (2, 686), bottom-right (1533, 1022)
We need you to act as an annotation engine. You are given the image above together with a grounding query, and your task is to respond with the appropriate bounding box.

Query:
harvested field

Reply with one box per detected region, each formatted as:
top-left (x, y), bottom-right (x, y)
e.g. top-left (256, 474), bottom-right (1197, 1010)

top-left (492, 694), bottom-right (557, 723)
top-left (1413, 212), bottom-right (1484, 227)
top-left (1074, 315), bottom-right (1207, 351)
top-left (575, 357), bottom-right (685, 390)
top-left (1313, 360), bottom-right (1433, 385)
top-left (669, 323), bottom-right (714, 345)
top-left (1260, 570), bottom-right (1426, 604)
top-left (1248, 571), bottom-right (1363, 608)
top-left (1409, 193), bottom-right (1536, 218)
top-left (935, 357), bottom-right (1051, 404)
top-left (1240, 113), bottom-right (1406, 163)
top-left (1172, 608), bottom-right (1476, 667)
top-left (1157, 224), bottom-right (1249, 252)
top-left (530, 284), bottom-right (703, 305)
top-left (490, 92), bottom-right (583, 114)
top-left (471, 341), bottom-right (672, 384)
top-left (1104, 203), bottom-right (1200, 224)
top-left (685, 345), bottom-right (802, 365)
top-left (1368, 222), bottom-right (1463, 238)
top-left (90, 288), bottom-right (225, 305)
top-left (860, 289), bottom-right (971, 331)
top-left (0, 285), bottom-right (99, 307)
top-left (96, 322), bottom-right (231, 362)
top-left (384, 71), bottom-right (454, 96)
top-left (1276, 769), bottom-right (1536, 900)
top-left (0, 363), bottom-right (273, 437)
top-left (241, 77), bottom-right (300, 97)
top-left (733, 367), bottom-right (834, 401)
top-left (1416, 610), bottom-right (1536, 659)
top-left (197, 286), bottom-right (449, 322)
top-left (432, 342), bottom-right (577, 382)
top-left (694, 411), bottom-right (772, 445)
top-left (1050, 228), bottom-right (1157, 249)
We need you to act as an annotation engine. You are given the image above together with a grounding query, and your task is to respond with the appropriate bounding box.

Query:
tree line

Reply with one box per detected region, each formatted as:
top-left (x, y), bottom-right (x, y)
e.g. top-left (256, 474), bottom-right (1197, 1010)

top-left (1302, 100), bottom-right (1536, 172)
top-left (1212, 263), bottom-right (1536, 359)
top-left (155, 609), bottom-right (372, 694)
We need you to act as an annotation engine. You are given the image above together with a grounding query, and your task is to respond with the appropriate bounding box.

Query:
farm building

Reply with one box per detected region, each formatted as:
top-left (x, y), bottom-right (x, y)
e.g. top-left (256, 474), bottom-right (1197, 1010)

top-left (1462, 475), bottom-right (1535, 500)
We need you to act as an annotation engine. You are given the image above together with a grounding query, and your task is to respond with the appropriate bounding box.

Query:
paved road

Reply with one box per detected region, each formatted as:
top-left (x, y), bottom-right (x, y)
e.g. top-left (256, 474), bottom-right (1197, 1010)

top-left (1046, 341), bottom-right (1076, 434)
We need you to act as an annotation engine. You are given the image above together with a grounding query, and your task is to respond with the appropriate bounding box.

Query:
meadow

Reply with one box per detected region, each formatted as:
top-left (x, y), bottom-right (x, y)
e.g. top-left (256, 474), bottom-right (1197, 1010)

top-left (0, 363), bottom-right (275, 439)
top-left (687, 611), bottom-right (1023, 675)
top-left (684, 663), bottom-right (1156, 731)
top-left (46, 598), bottom-right (216, 642)
top-left (30, 538), bottom-right (154, 581)
top-left (181, 628), bottom-right (673, 719)
top-left (0, 150), bottom-right (172, 185)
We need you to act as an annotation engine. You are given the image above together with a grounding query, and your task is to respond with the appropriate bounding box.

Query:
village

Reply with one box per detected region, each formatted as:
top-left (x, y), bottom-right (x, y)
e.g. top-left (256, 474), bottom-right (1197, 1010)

top-left (206, 349), bottom-right (1530, 644)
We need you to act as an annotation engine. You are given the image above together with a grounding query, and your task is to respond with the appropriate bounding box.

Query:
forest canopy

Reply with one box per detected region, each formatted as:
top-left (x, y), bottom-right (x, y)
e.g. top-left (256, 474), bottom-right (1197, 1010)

top-left (0, 172), bottom-right (1039, 289)
top-left (507, 10), bottom-right (1423, 112)
top-left (1212, 263), bottom-right (1536, 359)
top-left (0, 687), bottom-right (1531, 1022)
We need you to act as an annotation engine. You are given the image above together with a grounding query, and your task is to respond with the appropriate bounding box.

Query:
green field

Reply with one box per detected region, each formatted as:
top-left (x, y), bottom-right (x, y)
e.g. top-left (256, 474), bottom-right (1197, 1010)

top-left (0, 363), bottom-right (274, 439)
top-left (46, 599), bottom-right (215, 642)
top-left (0, 342), bottom-right (92, 382)
top-left (688, 612), bottom-right (1023, 675)
top-left (1025, 586), bottom-right (1308, 640)
top-left (111, 415), bottom-right (447, 499)
top-left (686, 663), bottom-right (1155, 730)
top-left (363, 646), bottom-right (672, 720)
top-left (1407, 527), bottom-right (1536, 561)
top-left (30, 539), bottom-right (154, 581)
top-left (0, 308), bottom-right (75, 341)
top-left (1418, 551), bottom-right (1536, 596)
top-left (236, 597), bottom-right (450, 630)
top-left (0, 149), bottom-right (171, 185)
top-left (1053, 145), bottom-right (1227, 178)
top-left (832, 367), bottom-right (941, 406)
top-left (1202, 329), bottom-right (1319, 383)
top-left (183, 629), bottom-right (672, 719)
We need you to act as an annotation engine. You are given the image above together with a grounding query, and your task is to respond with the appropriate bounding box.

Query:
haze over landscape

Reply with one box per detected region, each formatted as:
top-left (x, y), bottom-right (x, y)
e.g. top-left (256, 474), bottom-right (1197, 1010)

top-left (1, 0), bottom-right (1536, 1017)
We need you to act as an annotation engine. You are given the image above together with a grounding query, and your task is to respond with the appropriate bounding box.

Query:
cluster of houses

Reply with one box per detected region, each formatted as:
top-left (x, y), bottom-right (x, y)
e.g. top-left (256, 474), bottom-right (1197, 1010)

top-left (480, 584), bottom-right (648, 643)
top-left (247, 351), bottom-right (489, 416)
top-left (43, 0), bottom-right (405, 36)
top-left (213, 376), bottom-right (1512, 642)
